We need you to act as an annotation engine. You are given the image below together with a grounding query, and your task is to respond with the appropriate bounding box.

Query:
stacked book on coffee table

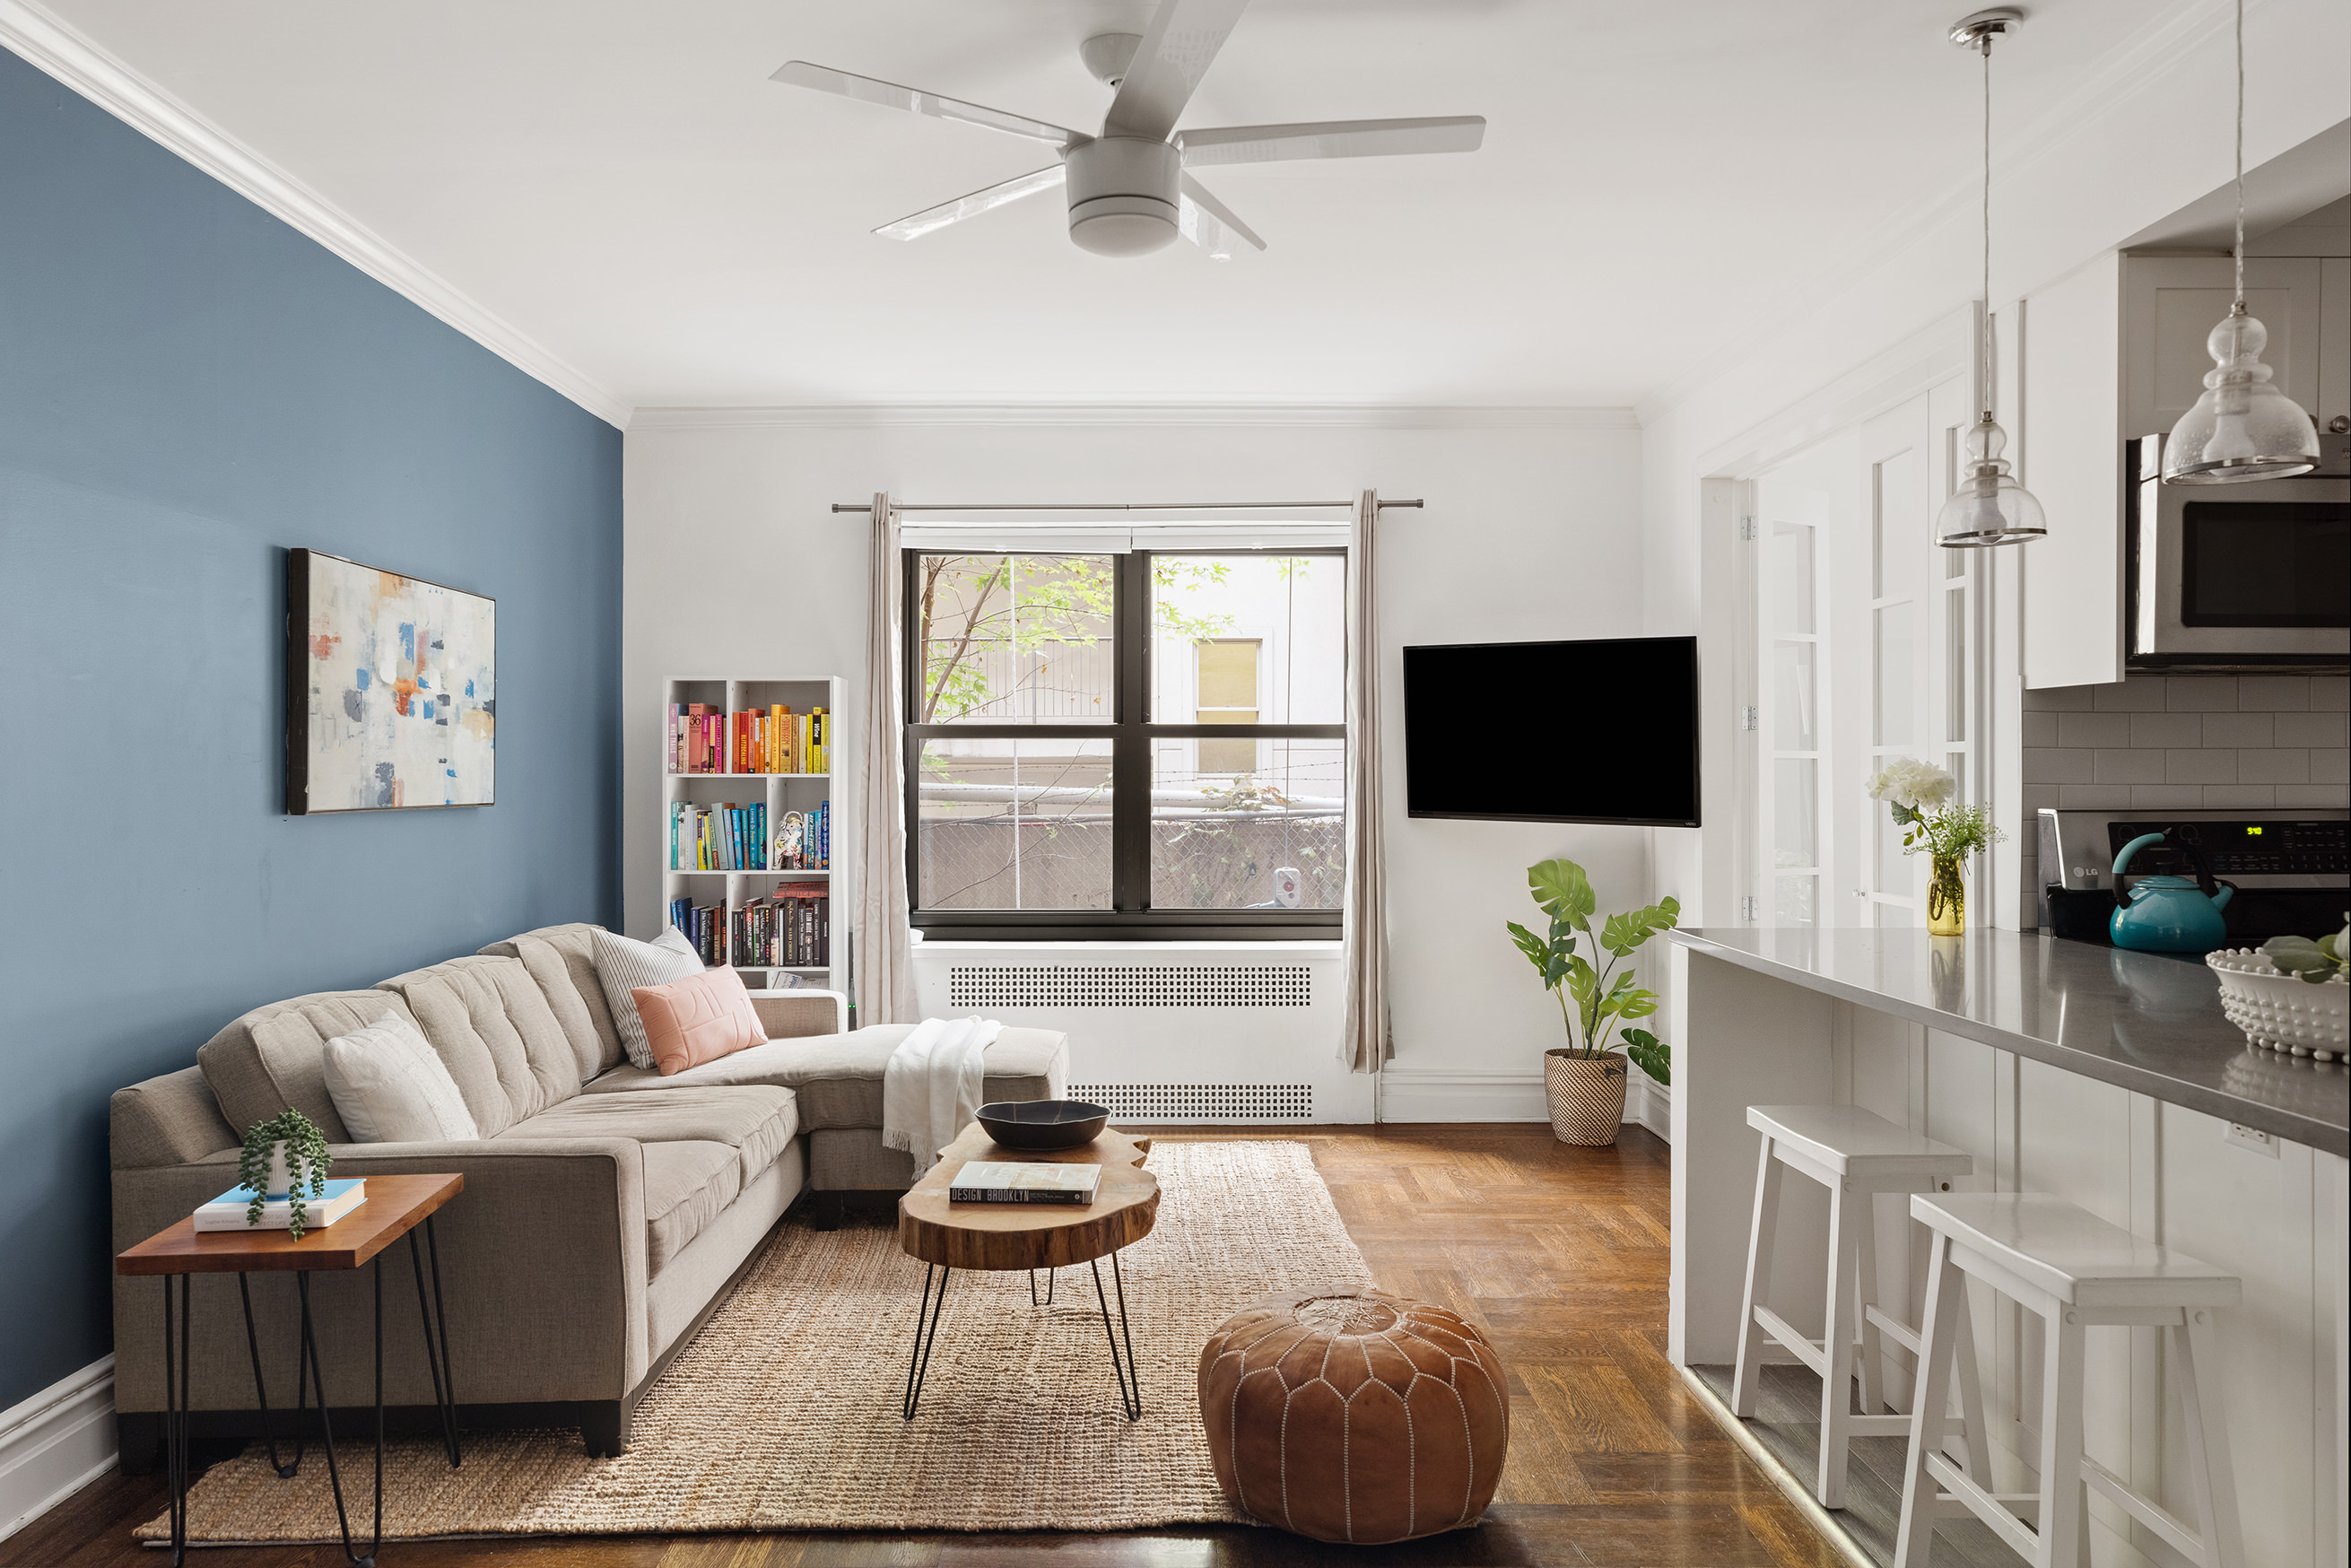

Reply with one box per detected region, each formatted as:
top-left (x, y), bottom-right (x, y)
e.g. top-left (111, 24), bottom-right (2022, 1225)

top-left (946, 1163), bottom-right (1102, 1205)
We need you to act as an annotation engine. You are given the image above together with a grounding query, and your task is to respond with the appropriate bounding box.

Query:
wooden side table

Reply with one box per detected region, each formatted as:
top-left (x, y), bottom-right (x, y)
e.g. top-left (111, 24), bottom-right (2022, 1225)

top-left (896, 1125), bottom-right (1157, 1421)
top-left (116, 1172), bottom-right (465, 1567)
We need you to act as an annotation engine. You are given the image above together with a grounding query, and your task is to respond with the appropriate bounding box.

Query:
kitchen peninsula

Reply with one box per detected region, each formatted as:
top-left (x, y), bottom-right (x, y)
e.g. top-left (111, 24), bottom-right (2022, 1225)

top-left (1666, 926), bottom-right (2347, 1568)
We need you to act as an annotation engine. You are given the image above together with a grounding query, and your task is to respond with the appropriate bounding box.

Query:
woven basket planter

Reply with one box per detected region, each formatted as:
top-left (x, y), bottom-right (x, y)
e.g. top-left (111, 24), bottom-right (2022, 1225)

top-left (1543, 1049), bottom-right (1628, 1145)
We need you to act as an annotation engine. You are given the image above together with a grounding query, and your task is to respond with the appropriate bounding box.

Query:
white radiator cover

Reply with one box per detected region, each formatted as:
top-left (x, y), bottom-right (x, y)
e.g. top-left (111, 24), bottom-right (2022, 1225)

top-left (914, 941), bottom-right (1371, 1124)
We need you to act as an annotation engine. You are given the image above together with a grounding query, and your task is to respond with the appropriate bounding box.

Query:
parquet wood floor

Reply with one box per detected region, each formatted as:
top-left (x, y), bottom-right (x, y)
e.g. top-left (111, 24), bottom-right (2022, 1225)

top-left (7, 1126), bottom-right (1839, 1568)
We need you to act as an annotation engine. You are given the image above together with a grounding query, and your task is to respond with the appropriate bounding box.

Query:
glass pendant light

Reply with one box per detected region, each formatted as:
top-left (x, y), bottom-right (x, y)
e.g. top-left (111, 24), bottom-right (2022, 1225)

top-left (2161, 0), bottom-right (2320, 484)
top-left (1937, 10), bottom-right (2044, 549)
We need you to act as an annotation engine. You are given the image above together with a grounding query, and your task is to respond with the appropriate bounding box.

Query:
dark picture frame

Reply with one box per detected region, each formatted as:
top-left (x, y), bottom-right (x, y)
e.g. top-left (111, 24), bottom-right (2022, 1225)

top-left (285, 548), bottom-right (497, 814)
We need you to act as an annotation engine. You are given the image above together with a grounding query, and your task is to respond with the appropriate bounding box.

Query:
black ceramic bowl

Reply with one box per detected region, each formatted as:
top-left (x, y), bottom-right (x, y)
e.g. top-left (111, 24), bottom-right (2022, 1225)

top-left (976, 1099), bottom-right (1110, 1151)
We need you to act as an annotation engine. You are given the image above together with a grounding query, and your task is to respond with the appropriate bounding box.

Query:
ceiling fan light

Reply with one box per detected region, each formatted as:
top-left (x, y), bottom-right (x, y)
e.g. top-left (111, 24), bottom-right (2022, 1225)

top-left (1067, 198), bottom-right (1180, 257)
top-left (2161, 306), bottom-right (2321, 483)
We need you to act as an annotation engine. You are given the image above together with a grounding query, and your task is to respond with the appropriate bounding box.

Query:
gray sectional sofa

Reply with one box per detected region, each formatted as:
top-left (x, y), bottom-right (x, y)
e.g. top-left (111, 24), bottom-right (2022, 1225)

top-left (109, 921), bottom-right (1066, 1464)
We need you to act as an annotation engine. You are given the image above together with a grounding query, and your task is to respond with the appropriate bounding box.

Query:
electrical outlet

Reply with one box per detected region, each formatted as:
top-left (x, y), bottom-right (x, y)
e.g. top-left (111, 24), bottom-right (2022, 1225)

top-left (2224, 1122), bottom-right (2279, 1159)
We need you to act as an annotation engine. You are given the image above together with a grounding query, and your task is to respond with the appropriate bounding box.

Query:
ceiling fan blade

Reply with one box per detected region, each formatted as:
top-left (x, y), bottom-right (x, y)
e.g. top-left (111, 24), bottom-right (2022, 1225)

top-left (771, 61), bottom-right (1085, 149)
top-left (1178, 174), bottom-right (1266, 259)
top-left (1178, 115), bottom-right (1485, 167)
top-left (1103, 0), bottom-right (1252, 141)
top-left (875, 165), bottom-right (1067, 241)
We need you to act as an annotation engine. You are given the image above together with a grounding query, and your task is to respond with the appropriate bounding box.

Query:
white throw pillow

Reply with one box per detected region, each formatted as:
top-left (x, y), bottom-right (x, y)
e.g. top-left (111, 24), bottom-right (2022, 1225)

top-left (593, 925), bottom-right (706, 1069)
top-left (321, 1014), bottom-right (480, 1144)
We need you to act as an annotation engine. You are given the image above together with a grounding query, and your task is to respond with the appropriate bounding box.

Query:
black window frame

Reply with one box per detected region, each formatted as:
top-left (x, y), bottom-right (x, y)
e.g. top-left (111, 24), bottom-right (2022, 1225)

top-left (904, 546), bottom-right (1347, 940)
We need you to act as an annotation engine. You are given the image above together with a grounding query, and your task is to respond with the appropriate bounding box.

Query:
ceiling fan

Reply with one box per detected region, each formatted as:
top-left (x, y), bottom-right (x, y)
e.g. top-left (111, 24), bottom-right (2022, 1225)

top-left (771, 0), bottom-right (1486, 259)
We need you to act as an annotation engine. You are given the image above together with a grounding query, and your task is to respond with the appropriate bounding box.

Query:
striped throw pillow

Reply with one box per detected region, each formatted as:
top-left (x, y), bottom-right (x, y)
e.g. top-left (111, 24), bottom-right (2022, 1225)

top-left (592, 925), bottom-right (705, 1070)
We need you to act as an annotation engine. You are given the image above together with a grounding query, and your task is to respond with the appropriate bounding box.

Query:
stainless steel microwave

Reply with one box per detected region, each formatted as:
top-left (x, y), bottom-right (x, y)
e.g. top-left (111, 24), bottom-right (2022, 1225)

top-left (2127, 431), bottom-right (2349, 671)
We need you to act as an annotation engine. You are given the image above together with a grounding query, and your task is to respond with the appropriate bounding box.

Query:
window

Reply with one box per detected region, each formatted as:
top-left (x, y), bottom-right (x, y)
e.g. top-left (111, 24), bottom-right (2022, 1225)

top-left (906, 549), bottom-right (1345, 938)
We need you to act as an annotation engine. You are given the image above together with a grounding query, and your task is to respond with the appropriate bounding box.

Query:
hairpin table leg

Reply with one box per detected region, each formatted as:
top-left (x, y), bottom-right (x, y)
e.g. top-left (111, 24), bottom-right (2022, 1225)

top-left (901, 1265), bottom-right (952, 1419)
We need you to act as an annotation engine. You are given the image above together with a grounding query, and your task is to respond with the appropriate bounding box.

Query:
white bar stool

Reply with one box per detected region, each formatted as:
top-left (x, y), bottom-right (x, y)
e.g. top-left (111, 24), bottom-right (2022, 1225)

top-left (1895, 1192), bottom-right (2244, 1568)
top-left (1734, 1104), bottom-right (1987, 1508)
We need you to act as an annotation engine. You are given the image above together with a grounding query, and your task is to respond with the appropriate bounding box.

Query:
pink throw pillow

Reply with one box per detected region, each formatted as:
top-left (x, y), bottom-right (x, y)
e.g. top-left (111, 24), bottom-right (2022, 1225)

top-left (633, 967), bottom-right (766, 1076)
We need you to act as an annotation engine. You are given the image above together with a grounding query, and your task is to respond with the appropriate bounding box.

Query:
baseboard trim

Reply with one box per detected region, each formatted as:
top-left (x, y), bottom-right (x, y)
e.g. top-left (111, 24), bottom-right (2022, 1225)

top-left (0, 1355), bottom-right (115, 1542)
top-left (1377, 1068), bottom-right (1551, 1123)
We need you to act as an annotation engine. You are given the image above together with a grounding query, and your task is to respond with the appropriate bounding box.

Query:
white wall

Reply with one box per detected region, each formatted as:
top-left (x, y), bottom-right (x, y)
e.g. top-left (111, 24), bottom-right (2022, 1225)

top-left (623, 412), bottom-right (1649, 1117)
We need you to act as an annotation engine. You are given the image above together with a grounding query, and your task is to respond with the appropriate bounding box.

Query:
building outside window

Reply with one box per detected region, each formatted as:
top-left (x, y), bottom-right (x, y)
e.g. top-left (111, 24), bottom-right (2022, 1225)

top-left (905, 548), bottom-right (1344, 938)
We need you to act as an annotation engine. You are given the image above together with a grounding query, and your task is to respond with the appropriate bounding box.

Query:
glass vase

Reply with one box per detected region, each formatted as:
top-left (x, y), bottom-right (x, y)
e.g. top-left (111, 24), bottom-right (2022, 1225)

top-left (1927, 854), bottom-right (1965, 936)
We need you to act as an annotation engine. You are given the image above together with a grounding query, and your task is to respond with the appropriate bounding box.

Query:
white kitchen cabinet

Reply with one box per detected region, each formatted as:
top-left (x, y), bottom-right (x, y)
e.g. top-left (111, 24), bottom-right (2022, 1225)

top-left (2020, 252), bottom-right (2342, 691)
top-left (2122, 255), bottom-right (2329, 440)
top-left (2020, 251), bottom-right (2125, 690)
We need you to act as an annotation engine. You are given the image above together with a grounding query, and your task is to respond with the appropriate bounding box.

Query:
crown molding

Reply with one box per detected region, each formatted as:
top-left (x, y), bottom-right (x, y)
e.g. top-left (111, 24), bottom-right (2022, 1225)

top-left (628, 403), bottom-right (1641, 432)
top-left (0, 0), bottom-right (629, 428)
top-left (1635, 0), bottom-right (2237, 430)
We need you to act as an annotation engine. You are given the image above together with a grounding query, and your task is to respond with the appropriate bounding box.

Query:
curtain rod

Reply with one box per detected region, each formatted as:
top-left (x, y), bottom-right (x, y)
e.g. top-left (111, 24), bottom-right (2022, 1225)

top-left (829, 499), bottom-right (1423, 514)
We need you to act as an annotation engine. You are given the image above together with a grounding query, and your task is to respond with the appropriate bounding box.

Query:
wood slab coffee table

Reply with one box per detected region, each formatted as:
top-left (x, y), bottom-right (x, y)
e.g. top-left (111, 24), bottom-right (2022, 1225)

top-left (896, 1122), bottom-right (1158, 1420)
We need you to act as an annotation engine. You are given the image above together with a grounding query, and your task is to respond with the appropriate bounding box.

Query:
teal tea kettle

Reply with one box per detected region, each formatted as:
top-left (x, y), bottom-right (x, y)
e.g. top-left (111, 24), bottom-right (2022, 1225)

top-left (2110, 831), bottom-right (2233, 954)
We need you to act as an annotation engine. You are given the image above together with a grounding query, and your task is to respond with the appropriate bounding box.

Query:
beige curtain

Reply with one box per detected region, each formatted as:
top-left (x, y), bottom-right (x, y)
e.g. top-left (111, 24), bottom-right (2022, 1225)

top-left (1341, 489), bottom-right (1389, 1071)
top-left (856, 492), bottom-right (919, 1026)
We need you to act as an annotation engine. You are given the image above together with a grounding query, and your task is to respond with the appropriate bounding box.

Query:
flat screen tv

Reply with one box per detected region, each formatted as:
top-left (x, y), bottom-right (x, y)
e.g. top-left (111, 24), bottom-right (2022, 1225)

top-left (1403, 636), bottom-right (1699, 826)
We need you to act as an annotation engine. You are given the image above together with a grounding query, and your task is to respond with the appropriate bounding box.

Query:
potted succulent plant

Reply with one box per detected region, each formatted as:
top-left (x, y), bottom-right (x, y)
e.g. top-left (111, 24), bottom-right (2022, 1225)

top-left (238, 1108), bottom-right (334, 1239)
top-left (1507, 858), bottom-right (1679, 1146)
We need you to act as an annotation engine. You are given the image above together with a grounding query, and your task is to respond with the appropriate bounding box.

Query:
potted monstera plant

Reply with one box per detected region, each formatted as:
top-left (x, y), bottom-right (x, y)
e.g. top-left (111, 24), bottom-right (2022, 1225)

top-left (1508, 858), bottom-right (1679, 1146)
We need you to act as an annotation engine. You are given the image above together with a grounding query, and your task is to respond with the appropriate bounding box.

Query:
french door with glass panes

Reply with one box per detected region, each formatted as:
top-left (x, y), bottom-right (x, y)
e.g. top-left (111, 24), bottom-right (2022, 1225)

top-left (1752, 380), bottom-right (1981, 928)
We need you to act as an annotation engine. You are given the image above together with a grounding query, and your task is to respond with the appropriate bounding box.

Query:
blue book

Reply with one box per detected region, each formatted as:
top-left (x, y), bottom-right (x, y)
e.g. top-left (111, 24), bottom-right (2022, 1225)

top-left (195, 1179), bottom-right (367, 1233)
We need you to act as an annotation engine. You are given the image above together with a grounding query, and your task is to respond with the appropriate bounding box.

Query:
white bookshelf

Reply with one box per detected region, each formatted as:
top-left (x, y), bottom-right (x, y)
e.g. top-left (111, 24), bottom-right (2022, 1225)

top-left (660, 677), bottom-right (849, 997)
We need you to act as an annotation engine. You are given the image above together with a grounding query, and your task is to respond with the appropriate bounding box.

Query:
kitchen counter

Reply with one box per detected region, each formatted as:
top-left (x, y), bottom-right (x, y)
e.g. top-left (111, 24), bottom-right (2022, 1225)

top-left (1665, 926), bottom-right (2348, 1154)
top-left (1663, 926), bottom-right (2348, 1568)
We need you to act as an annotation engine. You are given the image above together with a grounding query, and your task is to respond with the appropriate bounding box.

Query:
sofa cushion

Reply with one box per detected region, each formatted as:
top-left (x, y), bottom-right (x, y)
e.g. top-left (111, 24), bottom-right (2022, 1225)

top-left (375, 955), bottom-right (580, 1137)
top-left (592, 927), bottom-right (703, 1070)
top-left (476, 923), bottom-right (622, 1079)
top-left (637, 968), bottom-right (765, 1076)
top-left (640, 1140), bottom-right (741, 1277)
top-left (499, 1085), bottom-right (797, 1190)
top-left (579, 1025), bottom-right (1068, 1133)
top-left (322, 1014), bottom-right (481, 1144)
top-left (198, 990), bottom-right (418, 1142)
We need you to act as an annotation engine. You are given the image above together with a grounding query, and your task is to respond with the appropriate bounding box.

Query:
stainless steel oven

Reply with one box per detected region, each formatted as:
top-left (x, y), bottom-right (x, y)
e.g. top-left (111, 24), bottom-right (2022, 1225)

top-left (2128, 431), bottom-right (2349, 670)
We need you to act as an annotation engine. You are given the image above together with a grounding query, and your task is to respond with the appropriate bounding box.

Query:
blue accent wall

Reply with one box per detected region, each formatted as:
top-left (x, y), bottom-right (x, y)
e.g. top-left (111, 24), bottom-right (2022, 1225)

top-left (0, 49), bottom-right (623, 1410)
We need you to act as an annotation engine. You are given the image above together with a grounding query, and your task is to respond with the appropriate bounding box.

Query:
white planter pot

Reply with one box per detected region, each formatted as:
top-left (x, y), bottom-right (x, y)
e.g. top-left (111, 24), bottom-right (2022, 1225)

top-left (255, 1142), bottom-right (294, 1198)
top-left (2206, 949), bottom-right (2349, 1062)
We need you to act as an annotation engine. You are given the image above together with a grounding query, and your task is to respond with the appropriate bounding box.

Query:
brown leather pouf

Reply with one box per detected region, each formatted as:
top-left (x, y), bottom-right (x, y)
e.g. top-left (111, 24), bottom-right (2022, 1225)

top-left (1197, 1287), bottom-right (1510, 1544)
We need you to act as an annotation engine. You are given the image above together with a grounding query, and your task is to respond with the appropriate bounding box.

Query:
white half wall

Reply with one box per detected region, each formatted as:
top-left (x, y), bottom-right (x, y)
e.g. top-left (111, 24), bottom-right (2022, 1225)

top-left (623, 411), bottom-right (1651, 1111)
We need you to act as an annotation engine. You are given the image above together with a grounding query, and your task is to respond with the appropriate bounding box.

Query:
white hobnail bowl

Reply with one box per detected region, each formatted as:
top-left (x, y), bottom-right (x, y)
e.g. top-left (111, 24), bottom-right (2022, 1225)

top-left (2206, 949), bottom-right (2349, 1062)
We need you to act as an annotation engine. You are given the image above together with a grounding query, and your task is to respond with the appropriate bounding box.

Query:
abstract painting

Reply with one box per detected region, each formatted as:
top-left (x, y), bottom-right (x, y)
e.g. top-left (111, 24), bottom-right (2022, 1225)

top-left (286, 549), bottom-right (495, 813)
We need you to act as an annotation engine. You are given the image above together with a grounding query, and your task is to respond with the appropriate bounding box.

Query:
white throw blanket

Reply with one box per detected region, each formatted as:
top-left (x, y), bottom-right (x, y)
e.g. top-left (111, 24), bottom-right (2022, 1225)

top-left (880, 1016), bottom-right (1004, 1177)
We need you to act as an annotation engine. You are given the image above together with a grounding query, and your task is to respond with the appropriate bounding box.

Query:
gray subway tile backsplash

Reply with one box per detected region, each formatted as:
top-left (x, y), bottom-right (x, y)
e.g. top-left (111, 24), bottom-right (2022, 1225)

top-left (2200, 711), bottom-right (2275, 748)
top-left (2059, 711), bottom-right (2133, 748)
top-left (2022, 673), bottom-right (2347, 810)
top-left (2128, 711), bottom-right (2202, 748)
top-left (2164, 675), bottom-right (2240, 711)
top-left (2274, 710), bottom-right (2348, 749)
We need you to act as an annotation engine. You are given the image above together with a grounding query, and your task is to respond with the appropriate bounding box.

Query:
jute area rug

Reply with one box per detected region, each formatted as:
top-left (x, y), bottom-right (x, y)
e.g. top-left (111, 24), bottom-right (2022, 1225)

top-left (142, 1140), bottom-right (1372, 1543)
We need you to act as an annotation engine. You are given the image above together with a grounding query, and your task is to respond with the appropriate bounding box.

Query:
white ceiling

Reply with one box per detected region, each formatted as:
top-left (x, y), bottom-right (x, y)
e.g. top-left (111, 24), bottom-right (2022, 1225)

top-left (22, 0), bottom-right (2233, 412)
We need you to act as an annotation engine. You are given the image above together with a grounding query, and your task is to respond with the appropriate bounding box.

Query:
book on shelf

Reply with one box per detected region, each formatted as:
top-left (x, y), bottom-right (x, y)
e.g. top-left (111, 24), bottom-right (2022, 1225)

top-left (947, 1162), bottom-right (1102, 1205)
top-left (669, 897), bottom-right (727, 967)
top-left (670, 801), bottom-right (768, 870)
top-left (194, 1179), bottom-right (368, 1233)
top-left (668, 703), bottom-right (832, 775)
top-left (733, 881), bottom-right (830, 967)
